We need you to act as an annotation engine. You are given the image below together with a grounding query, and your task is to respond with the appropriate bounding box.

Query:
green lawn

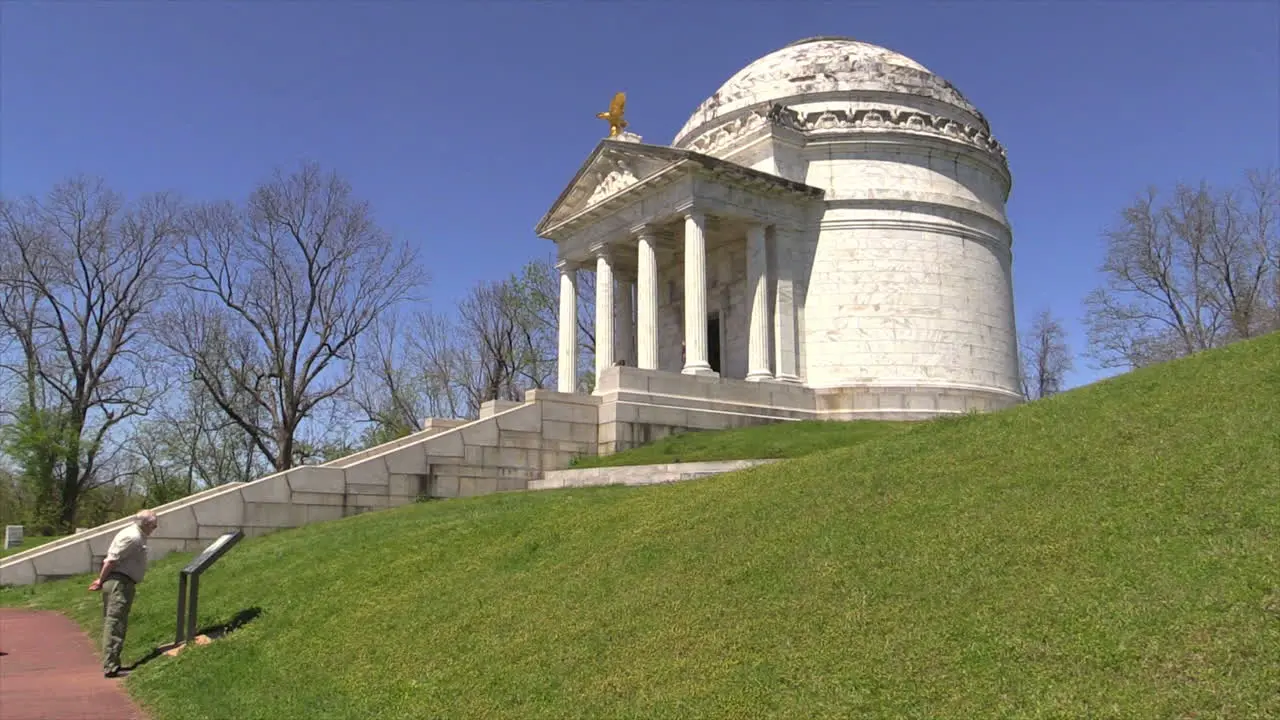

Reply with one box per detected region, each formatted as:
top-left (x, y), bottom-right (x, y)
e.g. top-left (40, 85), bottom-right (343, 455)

top-left (569, 418), bottom-right (913, 468)
top-left (0, 534), bottom-right (67, 559)
top-left (3, 332), bottom-right (1278, 719)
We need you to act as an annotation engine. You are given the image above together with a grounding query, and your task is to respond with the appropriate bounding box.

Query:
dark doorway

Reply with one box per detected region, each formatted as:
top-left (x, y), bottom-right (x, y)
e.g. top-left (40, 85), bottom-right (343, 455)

top-left (707, 312), bottom-right (722, 374)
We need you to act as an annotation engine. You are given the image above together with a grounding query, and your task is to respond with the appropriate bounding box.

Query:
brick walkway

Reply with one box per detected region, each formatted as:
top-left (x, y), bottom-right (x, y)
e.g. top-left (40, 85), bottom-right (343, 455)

top-left (0, 608), bottom-right (147, 720)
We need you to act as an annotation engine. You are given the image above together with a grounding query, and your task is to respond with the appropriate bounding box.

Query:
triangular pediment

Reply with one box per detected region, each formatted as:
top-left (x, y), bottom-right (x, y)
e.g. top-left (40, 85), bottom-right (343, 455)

top-left (535, 140), bottom-right (690, 235)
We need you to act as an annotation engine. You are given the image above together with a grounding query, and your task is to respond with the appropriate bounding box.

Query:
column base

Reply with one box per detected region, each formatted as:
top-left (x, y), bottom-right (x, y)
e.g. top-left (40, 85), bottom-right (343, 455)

top-left (682, 364), bottom-right (718, 377)
top-left (770, 373), bottom-right (801, 384)
top-left (745, 371), bottom-right (774, 382)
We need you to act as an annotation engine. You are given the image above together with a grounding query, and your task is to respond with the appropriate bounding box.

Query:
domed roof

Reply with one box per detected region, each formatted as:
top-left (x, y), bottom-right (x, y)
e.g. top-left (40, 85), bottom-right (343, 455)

top-left (673, 36), bottom-right (984, 148)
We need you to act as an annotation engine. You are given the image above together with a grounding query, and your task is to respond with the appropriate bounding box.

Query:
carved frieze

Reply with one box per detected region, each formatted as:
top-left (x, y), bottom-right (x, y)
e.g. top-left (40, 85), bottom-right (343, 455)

top-left (781, 105), bottom-right (1006, 163)
top-left (686, 112), bottom-right (771, 158)
top-left (586, 164), bottom-right (640, 207)
top-left (687, 103), bottom-right (1008, 165)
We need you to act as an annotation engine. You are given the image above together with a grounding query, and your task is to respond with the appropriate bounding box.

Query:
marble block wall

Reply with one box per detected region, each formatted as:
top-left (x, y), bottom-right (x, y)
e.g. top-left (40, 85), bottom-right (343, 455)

top-left (793, 134), bottom-right (1020, 404)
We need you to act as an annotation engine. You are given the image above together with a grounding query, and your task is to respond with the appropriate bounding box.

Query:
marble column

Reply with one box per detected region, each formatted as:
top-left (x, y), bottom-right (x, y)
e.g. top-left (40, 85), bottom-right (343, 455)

top-left (771, 226), bottom-right (800, 382)
top-left (557, 261), bottom-right (578, 393)
top-left (682, 211), bottom-right (714, 375)
top-left (745, 223), bottom-right (773, 381)
top-left (615, 276), bottom-right (634, 367)
top-left (636, 229), bottom-right (659, 370)
top-left (594, 249), bottom-right (615, 380)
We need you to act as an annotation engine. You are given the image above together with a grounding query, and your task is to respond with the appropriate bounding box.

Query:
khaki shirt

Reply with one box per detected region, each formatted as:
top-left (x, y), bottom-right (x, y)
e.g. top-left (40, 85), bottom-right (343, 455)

top-left (105, 523), bottom-right (149, 583)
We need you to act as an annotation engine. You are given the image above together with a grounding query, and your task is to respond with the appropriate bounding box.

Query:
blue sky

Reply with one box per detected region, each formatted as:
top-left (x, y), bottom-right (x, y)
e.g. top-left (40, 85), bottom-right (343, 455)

top-left (3, 1), bottom-right (1277, 390)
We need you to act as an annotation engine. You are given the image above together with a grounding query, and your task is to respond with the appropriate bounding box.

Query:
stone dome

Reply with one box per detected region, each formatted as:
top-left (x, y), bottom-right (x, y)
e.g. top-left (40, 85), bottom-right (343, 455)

top-left (673, 36), bottom-right (986, 149)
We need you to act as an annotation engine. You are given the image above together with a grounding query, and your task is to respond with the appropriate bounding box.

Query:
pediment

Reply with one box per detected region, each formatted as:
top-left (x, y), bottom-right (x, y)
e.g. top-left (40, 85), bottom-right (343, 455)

top-left (536, 141), bottom-right (689, 236)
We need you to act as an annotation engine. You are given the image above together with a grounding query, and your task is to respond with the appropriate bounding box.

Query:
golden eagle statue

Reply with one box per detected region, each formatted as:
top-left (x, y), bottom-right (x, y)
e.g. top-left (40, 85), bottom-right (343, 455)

top-left (596, 91), bottom-right (628, 137)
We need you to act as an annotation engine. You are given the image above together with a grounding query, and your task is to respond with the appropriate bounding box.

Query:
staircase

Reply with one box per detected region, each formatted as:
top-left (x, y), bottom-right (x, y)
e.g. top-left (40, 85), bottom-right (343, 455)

top-left (0, 391), bottom-right (601, 586)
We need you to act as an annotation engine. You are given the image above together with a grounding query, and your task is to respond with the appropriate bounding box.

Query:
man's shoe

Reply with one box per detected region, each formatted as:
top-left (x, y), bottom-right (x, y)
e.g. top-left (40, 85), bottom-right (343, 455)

top-left (104, 668), bottom-right (129, 679)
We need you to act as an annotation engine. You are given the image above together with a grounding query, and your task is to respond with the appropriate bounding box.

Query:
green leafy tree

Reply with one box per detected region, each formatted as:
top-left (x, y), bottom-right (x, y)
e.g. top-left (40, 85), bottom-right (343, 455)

top-left (0, 404), bottom-right (78, 532)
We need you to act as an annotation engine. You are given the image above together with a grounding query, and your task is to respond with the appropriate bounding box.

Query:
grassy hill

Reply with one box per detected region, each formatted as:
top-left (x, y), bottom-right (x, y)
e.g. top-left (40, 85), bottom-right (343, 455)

top-left (3, 332), bottom-right (1278, 719)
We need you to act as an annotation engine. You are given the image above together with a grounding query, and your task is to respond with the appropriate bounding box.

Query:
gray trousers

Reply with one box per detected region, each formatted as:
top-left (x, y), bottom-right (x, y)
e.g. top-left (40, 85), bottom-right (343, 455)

top-left (101, 574), bottom-right (136, 673)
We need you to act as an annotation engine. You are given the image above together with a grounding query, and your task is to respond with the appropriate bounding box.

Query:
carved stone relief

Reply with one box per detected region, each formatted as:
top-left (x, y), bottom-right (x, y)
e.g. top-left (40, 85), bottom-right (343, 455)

top-left (686, 112), bottom-right (770, 158)
top-left (687, 103), bottom-right (1008, 166)
top-left (586, 166), bottom-right (640, 207)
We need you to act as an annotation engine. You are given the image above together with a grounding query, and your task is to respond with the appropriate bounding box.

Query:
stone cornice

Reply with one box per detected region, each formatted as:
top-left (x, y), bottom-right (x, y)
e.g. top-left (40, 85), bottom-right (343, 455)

top-left (541, 151), bottom-right (823, 242)
top-left (685, 111), bottom-right (775, 159)
top-left (823, 196), bottom-right (1011, 240)
top-left (685, 103), bottom-right (1008, 169)
top-left (541, 165), bottom-right (688, 240)
top-left (681, 154), bottom-right (825, 203)
top-left (818, 216), bottom-right (1011, 258)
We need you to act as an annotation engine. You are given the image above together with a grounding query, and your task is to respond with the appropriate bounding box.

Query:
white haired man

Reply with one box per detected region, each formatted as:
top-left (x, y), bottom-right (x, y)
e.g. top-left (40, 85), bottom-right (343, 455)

top-left (88, 509), bottom-right (158, 678)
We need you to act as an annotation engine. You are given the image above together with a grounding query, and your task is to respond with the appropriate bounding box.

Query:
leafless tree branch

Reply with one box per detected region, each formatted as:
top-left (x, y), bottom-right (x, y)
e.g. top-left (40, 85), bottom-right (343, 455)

top-left (159, 162), bottom-right (421, 471)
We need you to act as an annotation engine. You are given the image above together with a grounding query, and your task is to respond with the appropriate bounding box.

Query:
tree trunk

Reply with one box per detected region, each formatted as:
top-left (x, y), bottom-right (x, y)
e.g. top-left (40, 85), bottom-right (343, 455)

top-left (276, 424), bottom-right (294, 472)
top-left (59, 452), bottom-right (80, 531)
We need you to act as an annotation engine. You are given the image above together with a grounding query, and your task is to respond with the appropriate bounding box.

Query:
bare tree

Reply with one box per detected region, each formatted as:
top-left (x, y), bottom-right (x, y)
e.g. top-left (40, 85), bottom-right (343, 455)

top-left (453, 256), bottom-right (598, 410)
top-left (128, 377), bottom-right (264, 499)
top-left (161, 162), bottom-right (420, 472)
top-left (0, 178), bottom-right (179, 528)
top-left (388, 255), bottom-right (598, 422)
top-left (1019, 309), bottom-right (1073, 400)
top-left (1243, 169), bottom-right (1280, 330)
top-left (456, 279), bottom-right (528, 408)
top-left (1084, 168), bottom-right (1279, 369)
top-left (349, 311), bottom-right (426, 440)
top-left (511, 255), bottom-right (596, 373)
top-left (407, 308), bottom-right (470, 420)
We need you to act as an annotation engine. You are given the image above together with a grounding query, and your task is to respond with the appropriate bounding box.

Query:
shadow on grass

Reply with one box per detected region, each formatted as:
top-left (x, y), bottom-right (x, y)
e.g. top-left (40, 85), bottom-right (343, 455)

top-left (128, 606), bottom-right (262, 670)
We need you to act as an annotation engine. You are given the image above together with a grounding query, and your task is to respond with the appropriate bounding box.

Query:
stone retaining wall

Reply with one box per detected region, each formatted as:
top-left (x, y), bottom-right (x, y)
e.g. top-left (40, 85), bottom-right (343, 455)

top-left (0, 392), bottom-right (602, 586)
top-left (594, 366), bottom-right (811, 454)
top-left (533, 459), bottom-right (780, 490)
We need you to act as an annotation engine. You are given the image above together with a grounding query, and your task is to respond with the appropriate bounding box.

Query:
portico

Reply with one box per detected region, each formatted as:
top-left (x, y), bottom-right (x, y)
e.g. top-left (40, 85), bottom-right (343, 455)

top-left (538, 136), bottom-right (821, 393)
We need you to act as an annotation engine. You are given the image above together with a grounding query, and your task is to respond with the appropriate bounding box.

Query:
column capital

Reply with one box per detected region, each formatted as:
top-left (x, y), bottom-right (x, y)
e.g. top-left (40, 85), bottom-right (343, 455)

top-left (555, 258), bottom-right (584, 272)
top-left (768, 221), bottom-right (806, 235)
top-left (671, 198), bottom-right (703, 219)
top-left (630, 223), bottom-right (672, 242)
top-left (680, 206), bottom-right (706, 223)
top-left (588, 242), bottom-right (617, 261)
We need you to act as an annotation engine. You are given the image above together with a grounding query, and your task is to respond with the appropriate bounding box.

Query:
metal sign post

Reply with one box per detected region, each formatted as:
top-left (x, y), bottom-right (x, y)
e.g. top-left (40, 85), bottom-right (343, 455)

top-left (174, 530), bottom-right (244, 646)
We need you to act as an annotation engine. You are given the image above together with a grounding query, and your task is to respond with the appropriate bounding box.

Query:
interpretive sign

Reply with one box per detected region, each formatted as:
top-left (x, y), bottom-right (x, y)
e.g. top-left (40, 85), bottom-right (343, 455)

top-left (182, 531), bottom-right (242, 575)
top-left (3, 525), bottom-right (22, 550)
top-left (175, 530), bottom-right (244, 645)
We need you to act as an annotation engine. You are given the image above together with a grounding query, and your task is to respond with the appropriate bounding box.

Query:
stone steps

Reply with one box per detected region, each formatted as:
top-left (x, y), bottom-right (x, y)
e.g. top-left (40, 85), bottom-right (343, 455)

top-left (0, 392), bottom-right (601, 587)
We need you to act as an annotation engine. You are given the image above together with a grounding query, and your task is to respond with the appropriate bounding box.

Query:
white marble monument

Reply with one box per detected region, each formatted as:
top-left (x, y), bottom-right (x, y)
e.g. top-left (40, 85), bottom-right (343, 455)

top-left (536, 36), bottom-right (1023, 450)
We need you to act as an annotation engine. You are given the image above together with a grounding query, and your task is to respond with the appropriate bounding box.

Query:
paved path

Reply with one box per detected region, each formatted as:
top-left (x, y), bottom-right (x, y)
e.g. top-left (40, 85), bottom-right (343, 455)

top-left (0, 608), bottom-right (147, 720)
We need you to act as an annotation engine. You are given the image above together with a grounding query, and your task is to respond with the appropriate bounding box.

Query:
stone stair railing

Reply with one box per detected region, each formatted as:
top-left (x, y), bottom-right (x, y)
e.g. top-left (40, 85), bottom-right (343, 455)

top-left (0, 391), bottom-right (600, 587)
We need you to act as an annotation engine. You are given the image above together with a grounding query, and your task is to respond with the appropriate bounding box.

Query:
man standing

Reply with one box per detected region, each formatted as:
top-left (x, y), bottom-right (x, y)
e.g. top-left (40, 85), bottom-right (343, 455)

top-left (88, 509), bottom-right (158, 678)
